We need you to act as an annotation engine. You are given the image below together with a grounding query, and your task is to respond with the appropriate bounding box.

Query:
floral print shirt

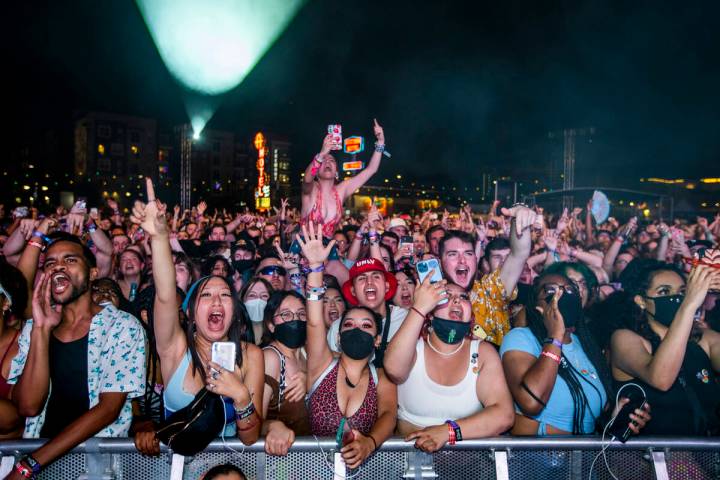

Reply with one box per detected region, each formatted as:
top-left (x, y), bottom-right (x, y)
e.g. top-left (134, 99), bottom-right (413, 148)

top-left (9, 305), bottom-right (146, 438)
top-left (470, 269), bottom-right (517, 347)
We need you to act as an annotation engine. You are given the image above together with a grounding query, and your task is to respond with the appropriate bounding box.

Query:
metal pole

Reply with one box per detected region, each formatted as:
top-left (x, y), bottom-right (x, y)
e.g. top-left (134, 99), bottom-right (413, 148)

top-left (180, 125), bottom-right (192, 211)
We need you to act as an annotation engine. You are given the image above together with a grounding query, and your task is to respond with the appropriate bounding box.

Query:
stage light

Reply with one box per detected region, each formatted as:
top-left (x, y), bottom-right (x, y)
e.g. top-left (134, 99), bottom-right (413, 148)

top-left (137, 0), bottom-right (306, 136)
top-left (193, 131), bottom-right (201, 140)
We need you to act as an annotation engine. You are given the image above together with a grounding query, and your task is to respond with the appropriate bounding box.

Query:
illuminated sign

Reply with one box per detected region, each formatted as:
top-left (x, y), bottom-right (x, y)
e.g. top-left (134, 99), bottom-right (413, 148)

top-left (343, 160), bottom-right (364, 171)
top-left (343, 136), bottom-right (365, 154)
top-left (254, 132), bottom-right (271, 211)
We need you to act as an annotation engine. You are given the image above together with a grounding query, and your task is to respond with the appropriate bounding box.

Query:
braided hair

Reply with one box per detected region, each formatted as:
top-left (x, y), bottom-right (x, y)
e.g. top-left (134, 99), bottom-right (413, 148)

top-left (526, 272), bottom-right (612, 434)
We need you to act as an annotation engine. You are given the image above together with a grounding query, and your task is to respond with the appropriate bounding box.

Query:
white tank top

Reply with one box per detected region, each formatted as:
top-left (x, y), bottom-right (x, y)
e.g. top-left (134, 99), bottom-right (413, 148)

top-left (398, 338), bottom-right (484, 428)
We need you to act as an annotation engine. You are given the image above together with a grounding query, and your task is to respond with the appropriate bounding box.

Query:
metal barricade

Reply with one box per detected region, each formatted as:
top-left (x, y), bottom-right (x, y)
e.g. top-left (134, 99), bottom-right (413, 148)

top-left (1, 437), bottom-right (719, 480)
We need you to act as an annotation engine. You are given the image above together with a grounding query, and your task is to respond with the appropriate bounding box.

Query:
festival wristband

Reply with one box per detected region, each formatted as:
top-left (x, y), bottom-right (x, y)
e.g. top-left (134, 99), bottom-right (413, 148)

top-left (27, 241), bottom-right (44, 250)
top-left (13, 463), bottom-right (33, 479)
top-left (302, 264), bottom-right (325, 274)
top-left (234, 400), bottom-right (256, 421)
top-left (543, 338), bottom-right (563, 349)
top-left (446, 422), bottom-right (456, 445)
top-left (445, 420), bottom-right (463, 442)
top-left (540, 350), bottom-right (561, 365)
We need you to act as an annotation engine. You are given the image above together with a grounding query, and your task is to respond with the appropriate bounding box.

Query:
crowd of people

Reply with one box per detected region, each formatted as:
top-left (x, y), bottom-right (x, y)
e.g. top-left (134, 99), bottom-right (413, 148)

top-left (0, 124), bottom-right (719, 478)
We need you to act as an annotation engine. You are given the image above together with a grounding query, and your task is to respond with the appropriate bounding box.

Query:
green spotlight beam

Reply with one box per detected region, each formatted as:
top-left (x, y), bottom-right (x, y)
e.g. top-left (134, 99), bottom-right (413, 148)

top-left (136, 0), bottom-right (305, 132)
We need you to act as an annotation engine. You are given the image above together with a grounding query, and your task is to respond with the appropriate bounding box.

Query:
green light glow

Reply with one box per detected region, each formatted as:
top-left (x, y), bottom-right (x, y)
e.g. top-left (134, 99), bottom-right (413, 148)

top-left (137, 0), bottom-right (305, 136)
top-left (137, 0), bottom-right (305, 95)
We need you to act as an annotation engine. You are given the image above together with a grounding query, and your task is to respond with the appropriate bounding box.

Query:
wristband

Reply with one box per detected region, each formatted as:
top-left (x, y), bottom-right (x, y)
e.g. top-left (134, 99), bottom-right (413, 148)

top-left (234, 399), bottom-right (256, 421)
top-left (302, 264), bottom-right (325, 274)
top-left (540, 350), bottom-right (561, 365)
top-left (410, 306), bottom-right (427, 319)
top-left (374, 142), bottom-right (391, 158)
top-left (543, 338), bottom-right (563, 349)
top-left (27, 241), bottom-right (44, 250)
top-left (367, 433), bottom-right (378, 451)
top-left (14, 463), bottom-right (33, 479)
top-left (86, 220), bottom-right (97, 233)
top-left (446, 422), bottom-right (456, 446)
top-left (445, 419), bottom-right (463, 442)
top-left (18, 455), bottom-right (42, 478)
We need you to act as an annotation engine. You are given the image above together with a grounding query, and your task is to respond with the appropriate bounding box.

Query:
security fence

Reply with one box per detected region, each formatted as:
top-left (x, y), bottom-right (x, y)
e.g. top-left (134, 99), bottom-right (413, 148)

top-left (1, 437), bottom-right (719, 480)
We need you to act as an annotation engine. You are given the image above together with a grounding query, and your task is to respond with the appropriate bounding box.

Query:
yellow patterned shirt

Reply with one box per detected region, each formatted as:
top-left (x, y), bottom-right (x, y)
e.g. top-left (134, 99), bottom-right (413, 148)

top-left (470, 269), bottom-right (517, 346)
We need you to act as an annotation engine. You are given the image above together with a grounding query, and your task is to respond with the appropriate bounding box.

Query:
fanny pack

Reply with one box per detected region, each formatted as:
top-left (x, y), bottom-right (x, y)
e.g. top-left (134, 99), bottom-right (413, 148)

top-left (156, 388), bottom-right (225, 456)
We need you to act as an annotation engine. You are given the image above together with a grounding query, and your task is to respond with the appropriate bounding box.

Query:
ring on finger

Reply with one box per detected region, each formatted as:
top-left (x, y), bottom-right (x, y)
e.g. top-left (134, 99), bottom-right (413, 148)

top-left (212, 371), bottom-right (219, 380)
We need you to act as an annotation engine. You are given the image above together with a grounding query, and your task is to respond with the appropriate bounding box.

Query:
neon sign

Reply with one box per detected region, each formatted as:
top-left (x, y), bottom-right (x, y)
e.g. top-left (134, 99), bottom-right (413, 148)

top-left (254, 132), bottom-right (270, 210)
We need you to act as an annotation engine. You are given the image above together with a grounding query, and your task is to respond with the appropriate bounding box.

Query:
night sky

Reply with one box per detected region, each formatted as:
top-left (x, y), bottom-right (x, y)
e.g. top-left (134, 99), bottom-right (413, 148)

top-left (5, 0), bottom-right (720, 188)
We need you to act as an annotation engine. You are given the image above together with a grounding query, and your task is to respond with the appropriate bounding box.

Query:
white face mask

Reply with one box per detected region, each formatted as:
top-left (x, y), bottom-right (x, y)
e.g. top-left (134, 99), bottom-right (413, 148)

top-left (244, 298), bottom-right (267, 323)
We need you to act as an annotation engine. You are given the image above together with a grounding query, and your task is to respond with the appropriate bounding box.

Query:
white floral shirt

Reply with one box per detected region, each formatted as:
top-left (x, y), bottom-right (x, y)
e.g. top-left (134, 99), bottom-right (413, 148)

top-left (9, 305), bottom-right (146, 438)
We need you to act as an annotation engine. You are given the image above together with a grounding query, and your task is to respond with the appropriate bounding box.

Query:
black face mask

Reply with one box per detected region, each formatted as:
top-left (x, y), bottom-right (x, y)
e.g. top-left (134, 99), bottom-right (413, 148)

top-left (646, 294), bottom-right (684, 327)
top-left (232, 259), bottom-right (254, 273)
top-left (340, 328), bottom-right (376, 360)
top-left (273, 320), bottom-right (307, 349)
top-left (431, 316), bottom-right (471, 344)
top-left (557, 292), bottom-right (583, 329)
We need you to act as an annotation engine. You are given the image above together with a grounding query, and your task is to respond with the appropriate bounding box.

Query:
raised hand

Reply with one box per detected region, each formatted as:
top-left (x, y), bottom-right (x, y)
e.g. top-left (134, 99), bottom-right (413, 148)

top-left (296, 221), bottom-right (335, 266)
top-left (197, 201), bottom-right (207, 217)
top-left (373, 118), bottom-right (385, 145)
top-left (130, 179), bottom-right (168, 237)
top-left (275, 243), bottom-right (299, 271)
top-left (501, 205), bottom-right (540, 236)
top-left (32, 273), bottom-right (62, 330)
top-left (412, 271), bottom-right (448, 316)
top-left (555, 208), bottom-right (570, 233)
top-left (538, 287), bottom-right (565, 340)
top-left (320, 134), bottom-right (334, 156)
top-left (684, 266), bottom-right (720, 311)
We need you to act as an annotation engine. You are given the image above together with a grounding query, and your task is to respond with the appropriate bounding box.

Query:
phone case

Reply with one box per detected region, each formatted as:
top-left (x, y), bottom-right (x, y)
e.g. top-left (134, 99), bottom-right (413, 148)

top-left (416, 259), bottom-right (442, 284)
top-left (328, 124), bottom-right (342, 151)
top-left (211, 342), bottom-right (236, 372)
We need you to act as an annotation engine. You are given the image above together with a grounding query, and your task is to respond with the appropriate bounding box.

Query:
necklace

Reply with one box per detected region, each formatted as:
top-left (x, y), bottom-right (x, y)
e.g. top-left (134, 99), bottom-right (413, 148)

top-left (340, 362), bottom-right (363, 388)
top-left (427, 335), bottom-right (465, 356)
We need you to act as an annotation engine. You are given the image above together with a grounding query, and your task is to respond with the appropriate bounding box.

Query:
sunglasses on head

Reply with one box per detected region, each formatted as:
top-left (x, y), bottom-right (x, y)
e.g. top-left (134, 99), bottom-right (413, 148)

top-left (259, 266), bottom-right (287, 276)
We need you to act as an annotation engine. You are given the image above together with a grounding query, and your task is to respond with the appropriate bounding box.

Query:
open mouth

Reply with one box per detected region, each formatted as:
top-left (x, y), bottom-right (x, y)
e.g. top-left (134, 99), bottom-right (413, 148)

top-left (328, 308), bottom-right (339, 321)
top-left (448, 306), bottom-right (464, 321)
top-left (51, 272), bottom-right (71, 295)
top-left (207, 310), bottom-right (226, 331)
top-left (400, 292), bottom-right (412, 304)
top-left (455, 266), bottom-right (469, 283)
top-left (364, 287), bottom-right (377, 301)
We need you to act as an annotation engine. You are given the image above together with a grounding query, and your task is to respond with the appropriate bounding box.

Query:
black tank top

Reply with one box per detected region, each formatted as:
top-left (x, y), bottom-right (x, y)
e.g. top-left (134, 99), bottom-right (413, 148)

top-left (615, 338), bottom-right (720, 436)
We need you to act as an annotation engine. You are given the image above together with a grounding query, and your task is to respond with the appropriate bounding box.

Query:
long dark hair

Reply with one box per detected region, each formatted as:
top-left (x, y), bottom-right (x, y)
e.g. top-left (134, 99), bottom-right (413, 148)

top-left (527, 272), bottom-right (613, 434)
top-left (183, 275), bottom-right (249, 379)
top-left (260, 290), bottom-right (306, 347)
top-left (592, 262), bottom-right (697, 349)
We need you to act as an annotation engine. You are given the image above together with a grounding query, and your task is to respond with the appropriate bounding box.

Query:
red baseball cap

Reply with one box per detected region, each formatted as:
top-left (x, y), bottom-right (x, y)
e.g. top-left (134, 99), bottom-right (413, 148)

top-left (341, 258), bottom-right (398, 306)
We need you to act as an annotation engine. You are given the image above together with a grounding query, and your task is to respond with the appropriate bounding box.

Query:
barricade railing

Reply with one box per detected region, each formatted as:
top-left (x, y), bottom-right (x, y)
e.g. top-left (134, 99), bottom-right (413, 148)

top-left (1, 436), bottom-right (719, 479)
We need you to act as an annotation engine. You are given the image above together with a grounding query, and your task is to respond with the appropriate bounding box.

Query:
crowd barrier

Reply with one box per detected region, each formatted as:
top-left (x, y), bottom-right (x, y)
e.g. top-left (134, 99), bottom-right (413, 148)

top-left (1, 436), bottom-right (719, 480)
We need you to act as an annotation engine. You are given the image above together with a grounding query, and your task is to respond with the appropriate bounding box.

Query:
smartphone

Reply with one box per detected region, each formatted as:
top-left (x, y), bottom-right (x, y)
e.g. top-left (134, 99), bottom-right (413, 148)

top-left (400, 236), bottom-right (414, 256)
top-left (211, 341), bottom-right (236, 372)
top-left (90, 207), bottom-right (98, 217)
top-left (328, 124), bottom-right (342, 150)
top-left (608, 386), bottom-right (646, 443)
top-left (336, 417), bottom-right (355, 450)
top-left (416, 258), bottom-right (447, 304)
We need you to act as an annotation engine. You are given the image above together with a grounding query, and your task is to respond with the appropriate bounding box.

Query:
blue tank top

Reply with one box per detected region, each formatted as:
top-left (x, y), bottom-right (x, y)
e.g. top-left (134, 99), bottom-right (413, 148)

top-left (163, 351), bottom-right (236, 436)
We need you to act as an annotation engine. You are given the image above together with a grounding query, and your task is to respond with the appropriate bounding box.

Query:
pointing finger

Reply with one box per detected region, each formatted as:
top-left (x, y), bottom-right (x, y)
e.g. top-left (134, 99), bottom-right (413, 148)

top-left (146, 178), bottom-right (156, 202)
